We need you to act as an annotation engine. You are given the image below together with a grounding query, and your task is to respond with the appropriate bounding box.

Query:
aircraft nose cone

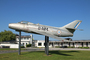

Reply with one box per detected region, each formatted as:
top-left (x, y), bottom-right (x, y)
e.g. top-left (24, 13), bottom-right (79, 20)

top-left (9, 23), bottom-right (23, 30)
top-left (9, 23), bottom-right (15, 28)
top-left (9, 23), bottom-right (12, 28)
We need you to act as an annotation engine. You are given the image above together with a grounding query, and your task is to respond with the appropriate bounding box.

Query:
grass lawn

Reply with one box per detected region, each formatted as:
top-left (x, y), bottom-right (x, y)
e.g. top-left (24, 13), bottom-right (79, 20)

top-left (0, 50), bottom-right (90, 60)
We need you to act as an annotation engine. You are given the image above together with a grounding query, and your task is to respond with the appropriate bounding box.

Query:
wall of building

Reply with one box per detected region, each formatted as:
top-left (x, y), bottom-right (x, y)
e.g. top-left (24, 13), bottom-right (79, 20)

top-left (35, 40), bottom-right (52, 47)
top-left (88, 42), bottom-right (90, 47)
top-left (34, 40), bottom-right (90, 48)
top-left (0, 44), bottom-right (18, 48)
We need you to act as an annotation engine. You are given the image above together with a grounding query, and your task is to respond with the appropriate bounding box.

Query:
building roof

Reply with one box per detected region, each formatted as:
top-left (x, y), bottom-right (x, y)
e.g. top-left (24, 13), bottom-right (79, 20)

top-left (0, 40), bottom-right (16, 44)
top-left (16, 36), bottom-right (31, 38)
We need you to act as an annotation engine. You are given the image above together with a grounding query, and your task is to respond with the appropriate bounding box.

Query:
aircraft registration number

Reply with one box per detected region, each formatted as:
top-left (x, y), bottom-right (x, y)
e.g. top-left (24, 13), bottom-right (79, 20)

top-left (38, 26), bottom-right (48, 31)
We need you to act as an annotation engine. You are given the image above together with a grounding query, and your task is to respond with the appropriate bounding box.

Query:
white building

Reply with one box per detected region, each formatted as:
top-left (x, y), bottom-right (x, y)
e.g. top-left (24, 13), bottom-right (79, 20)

top-left (34, 40), bottom-right (52, 48)
top-left (16, 34), bottom-right (33, 47)
top-left (0, 43), bottom-right (18, 48)
top-left (34, 40), bottom-right (90, 48)
top-left (1, 34), bottom-right (90, 48)
top-left (0, 40), bottom-right (19, 48)
top-left (0, 34), bottom-right (33, 48)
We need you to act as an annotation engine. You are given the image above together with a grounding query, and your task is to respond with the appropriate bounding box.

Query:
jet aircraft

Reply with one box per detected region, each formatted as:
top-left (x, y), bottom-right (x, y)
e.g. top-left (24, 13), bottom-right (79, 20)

top-left (9, 20), bottom-right (82, 41)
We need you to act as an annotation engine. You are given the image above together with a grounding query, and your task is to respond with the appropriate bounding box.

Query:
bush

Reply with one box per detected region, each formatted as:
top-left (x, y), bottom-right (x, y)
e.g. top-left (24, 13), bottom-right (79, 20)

top-left (78, 47), bottom-right (83, 48)
top-left (26, 44), bottom-right (32, 47)
top-left (55, 46), bottom-right (60, 48)
top-left (21, 46), bottom-right (25, 48)
top-left (84, 47), bottom-right (89, 49)
top-left (60, 46), bottom-right (68, 48)
top-left (68, 47), bottom-right (75, 48)
top-left (78, 47), bottom-right (89, 49)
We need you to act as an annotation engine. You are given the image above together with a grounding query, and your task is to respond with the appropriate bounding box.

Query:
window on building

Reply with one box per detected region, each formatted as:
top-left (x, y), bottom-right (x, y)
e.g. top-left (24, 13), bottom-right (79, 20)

top-left (44, 43), bottom-right (50, 46)
top-left (27, 38), bottom-right (29, 40)
top-left (23, 43), bottom-right (24, 45)
top-left (24, 38), bottom-right (26, 40)
top-left (21, 38), bottom-right (23, 40)
top-left (49, 43), bottom-right (51, 45)
top-left (26, 43), bottom-right (27, 45)
top-left (17, 38), bottom-right (19, 40)
top-left (38, 43), bottom-right (42, 46)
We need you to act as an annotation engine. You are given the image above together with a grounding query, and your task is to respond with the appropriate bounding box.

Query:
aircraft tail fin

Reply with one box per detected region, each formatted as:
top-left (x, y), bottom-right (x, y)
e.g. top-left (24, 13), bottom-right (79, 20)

top-left (61, 20), bottom-right (82, 33)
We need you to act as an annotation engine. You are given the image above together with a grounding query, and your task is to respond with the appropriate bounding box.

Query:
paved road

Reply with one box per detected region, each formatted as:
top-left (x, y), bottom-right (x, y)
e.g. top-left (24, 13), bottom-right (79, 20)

top-left (0, 48), bottom-right (90, 54)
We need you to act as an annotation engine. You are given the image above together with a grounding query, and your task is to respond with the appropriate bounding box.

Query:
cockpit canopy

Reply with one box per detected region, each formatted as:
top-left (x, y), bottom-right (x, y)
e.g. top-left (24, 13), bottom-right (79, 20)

top-left (18, 21), bottom-right (34, 25)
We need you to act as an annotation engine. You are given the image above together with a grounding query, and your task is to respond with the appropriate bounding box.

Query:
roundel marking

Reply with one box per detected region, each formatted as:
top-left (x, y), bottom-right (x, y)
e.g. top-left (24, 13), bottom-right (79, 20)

top-left (57, 30), bottom-right (61, 34)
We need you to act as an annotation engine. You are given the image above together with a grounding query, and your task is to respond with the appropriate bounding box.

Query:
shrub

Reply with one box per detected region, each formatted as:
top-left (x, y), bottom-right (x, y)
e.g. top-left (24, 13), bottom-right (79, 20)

top-left (60, 46), bottom-right (68, 48)
top-left (21, 46), bottom-right (25, 48)
top-left (78, 47), bottom-right (89, 49)
top-left (26, 44), bottom-right (32, 47)
top-left (84, 47), bottom-right (89, 49)
top-left (55, 46), bottom-right (60, 48)
top-left (68, 47), bottom-right (75, 48)
top-left (78, 47), bottom-right (83, 48)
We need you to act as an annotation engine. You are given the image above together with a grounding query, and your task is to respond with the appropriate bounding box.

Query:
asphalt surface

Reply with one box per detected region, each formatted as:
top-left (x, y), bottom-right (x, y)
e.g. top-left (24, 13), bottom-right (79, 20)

top-left (0, 48), bottom-right (90, 54)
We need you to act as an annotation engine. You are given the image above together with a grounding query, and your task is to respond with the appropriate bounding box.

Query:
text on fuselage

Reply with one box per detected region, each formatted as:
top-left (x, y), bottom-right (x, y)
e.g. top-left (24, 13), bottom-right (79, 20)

top-left (38, 26), bottom-right (48, 31)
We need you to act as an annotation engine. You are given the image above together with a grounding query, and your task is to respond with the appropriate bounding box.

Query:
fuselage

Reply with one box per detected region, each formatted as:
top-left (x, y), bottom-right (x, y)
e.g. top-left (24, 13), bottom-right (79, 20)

top-left (9, 21), bottom-right (73, 37)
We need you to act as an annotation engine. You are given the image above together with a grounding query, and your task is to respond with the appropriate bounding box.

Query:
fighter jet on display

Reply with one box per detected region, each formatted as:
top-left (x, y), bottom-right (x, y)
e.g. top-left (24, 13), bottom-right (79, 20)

top-left (9, 20), bottom-right (82, 41)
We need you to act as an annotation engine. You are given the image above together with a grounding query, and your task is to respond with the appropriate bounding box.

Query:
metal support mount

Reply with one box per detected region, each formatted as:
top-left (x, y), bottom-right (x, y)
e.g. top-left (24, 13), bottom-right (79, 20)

top-left (18, 31), bottom-right (21, 55)
top-left (45, 36), bottom-right (49, 55)
top-left (31, 35), bottom-right (33, 47)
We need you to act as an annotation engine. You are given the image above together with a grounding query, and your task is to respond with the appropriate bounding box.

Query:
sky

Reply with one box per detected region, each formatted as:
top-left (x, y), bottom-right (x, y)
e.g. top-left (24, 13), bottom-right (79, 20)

top-left (0, 0), bottom-right (90, 40)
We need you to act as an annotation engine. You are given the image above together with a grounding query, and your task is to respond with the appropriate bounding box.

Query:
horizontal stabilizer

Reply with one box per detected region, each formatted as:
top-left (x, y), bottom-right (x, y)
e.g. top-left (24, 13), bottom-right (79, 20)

top-left (76, 29), bottom-right (83, 31)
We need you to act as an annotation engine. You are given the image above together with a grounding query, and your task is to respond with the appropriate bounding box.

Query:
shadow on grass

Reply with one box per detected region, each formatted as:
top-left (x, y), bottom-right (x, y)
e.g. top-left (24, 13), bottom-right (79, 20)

top-left (49, 50), bottom-right (79, 56)
top-left (22, 50), bottom-right (79, 56)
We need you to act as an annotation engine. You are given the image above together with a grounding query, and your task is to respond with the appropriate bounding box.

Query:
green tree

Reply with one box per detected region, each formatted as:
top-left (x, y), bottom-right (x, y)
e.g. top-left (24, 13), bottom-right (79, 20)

top-left (0, 30), bottom-right (16, 42)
